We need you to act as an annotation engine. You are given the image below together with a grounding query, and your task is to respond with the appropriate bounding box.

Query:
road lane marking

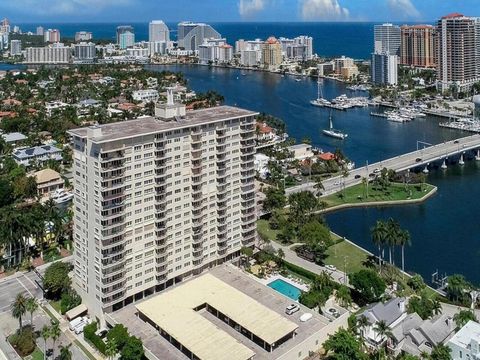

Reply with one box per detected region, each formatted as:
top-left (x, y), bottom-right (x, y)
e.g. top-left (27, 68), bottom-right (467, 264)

top-left (16, 278), bottom-right (33, 297)
top-left (23, 274), bottom-right (38, 289)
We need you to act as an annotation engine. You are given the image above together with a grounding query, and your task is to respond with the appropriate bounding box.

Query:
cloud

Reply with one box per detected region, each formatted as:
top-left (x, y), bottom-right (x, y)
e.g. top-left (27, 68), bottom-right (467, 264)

top-left (301, 0), bottom-right (349, 21)
top-left (4, 0), bottom-right (131, 15)
top-left (387, 0), bottom-right (420, 18)
top-left (238, 0), bottom-right (267, 17)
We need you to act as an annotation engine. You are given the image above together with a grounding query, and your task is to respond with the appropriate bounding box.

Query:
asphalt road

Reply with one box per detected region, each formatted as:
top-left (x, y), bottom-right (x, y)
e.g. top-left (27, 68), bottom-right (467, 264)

top-left (0, 272), bottom-right (43, 316)
top-left (287, 134), bottom-right (480, 196)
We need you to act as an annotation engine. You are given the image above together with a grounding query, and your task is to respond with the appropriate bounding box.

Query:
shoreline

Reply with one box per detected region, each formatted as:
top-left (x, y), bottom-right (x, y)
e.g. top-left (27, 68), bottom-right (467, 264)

top-left (319, 185), bottom-right (437, 214)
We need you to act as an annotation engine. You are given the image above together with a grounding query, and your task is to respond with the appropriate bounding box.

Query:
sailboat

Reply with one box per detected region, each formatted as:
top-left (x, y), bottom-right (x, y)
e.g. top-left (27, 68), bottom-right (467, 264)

top-left (322, 111), bottom-right (348, 140)
top-left (310, 75), bottom-right (331, 107)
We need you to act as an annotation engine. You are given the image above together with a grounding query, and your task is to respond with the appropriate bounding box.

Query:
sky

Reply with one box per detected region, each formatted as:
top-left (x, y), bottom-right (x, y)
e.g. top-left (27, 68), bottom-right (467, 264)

top-left (0, 0), bottom-right (479, 23)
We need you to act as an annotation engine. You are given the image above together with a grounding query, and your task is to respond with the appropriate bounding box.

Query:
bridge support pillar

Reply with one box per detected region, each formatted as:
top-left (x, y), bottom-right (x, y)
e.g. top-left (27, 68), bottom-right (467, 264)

top-left (476, 150), bottom-right (480, 161)
top-left (441, 159), bottom-right (447, 170)
top-left (459, 153), bottom-right (465, 166)
top-left (423, 165), bottom-right (429, 174)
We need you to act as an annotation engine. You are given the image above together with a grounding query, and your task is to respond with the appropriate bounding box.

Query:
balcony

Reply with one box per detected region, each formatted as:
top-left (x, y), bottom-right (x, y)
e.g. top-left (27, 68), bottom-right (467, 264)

top-left (241, 183), bottom-right (255, 193)
top-left (156, 254), bottom-right (168, 263)
top-left (192, 221), bottom-right (203, 232)
top-left (102, 263), bottom-right (125, 277)
top-left (101, 218), bottom-right (126, 231)
top-left (101, 190), bottom-right (125, 202)
top-left (156, 265), bottom-right (168, 276)
top-left (193, 258), bottom-right (203, 267)
top-left (102, 272), bottom-right (126, 286)
top-left (192, 231), bottom-right (203, 243)
top-left (101, 255), bottom-right (126, 270)
top-left (217, 201), bottom-right (228, 211)
top-left (216, 145), bottom-right (227, 154)
top-left (101, 234), bottom-right (125, 249)
top-left (192, 159), bottom-right (202, 170)
top-left (101, 208), bottom-right (125, 221)
top-left (193, 248), bottom-right (203, 259)
top-left (100, 150), bottom-right (125, 163)
top-left (101, 169), bottom-right (125, 181)
top-left (155, 194), bottom-right (166, 202)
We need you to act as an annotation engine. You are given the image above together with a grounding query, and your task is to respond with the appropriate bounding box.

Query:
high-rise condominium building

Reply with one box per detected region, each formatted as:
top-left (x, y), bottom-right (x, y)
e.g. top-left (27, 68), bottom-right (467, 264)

top-left (74, 42), bottom-right (96, 62)
top-left (177, 22), bottom-right (221, 51)
top-left (261, 37), bottom-right (283, 70)
top-left (436, 13), bottom-right (480, 93)
top-left (119, 31), bottom-right (135, 49)
top-left (68, 90), bottom-right (257, 323)
top-left (116, 25), bottom-right (134, 45)
top-left (10, 40), bottom-right (22, 56)
top-left (371, 52), bottom-right (398, 85)
top-left (26, 45), bottom-right (72, 64)
top-left (374, 23), bottom-right (401, 56)
top-left (400, 25), bottom-right (436, 68)
top-left (279, 36), bottom-right (313, 61)
top-left (149, 20), bottom-right (170, 43)
top-left (198, 38), bottom-right (233, 65)
top-left (36, 26), bottom-right (44, 36)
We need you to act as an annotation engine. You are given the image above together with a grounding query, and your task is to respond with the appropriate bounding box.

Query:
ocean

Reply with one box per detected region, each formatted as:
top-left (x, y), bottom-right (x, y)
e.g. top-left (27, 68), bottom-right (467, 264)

top-left (17, 22), bottom-right (382, 59)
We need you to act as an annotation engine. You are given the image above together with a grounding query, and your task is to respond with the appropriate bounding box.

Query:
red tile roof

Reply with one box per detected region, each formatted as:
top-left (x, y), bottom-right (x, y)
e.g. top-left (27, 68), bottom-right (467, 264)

top-left (318, 152), bottom-right (335, 161)
top-left (442, 13), bottom-right (464, 19)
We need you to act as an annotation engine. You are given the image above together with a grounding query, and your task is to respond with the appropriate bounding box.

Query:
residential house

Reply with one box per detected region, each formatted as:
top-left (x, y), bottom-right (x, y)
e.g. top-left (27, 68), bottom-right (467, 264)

top-left (31, 168), bottom-right (64, 196)
top-left (256, 122), bottom-right (276, 142)
top-left (1, 132), bottom-right (26, 144)
top-left (447, 320), bottom-right (480, 360)
top-left (287, 143), bottom-right (314, 161)
top-left (13, 145), bottom-right (63, 167)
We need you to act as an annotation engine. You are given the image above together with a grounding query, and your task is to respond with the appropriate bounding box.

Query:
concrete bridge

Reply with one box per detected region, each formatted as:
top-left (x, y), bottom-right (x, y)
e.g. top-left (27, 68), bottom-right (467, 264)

top-left (286, 134), bottom-right (480, 197)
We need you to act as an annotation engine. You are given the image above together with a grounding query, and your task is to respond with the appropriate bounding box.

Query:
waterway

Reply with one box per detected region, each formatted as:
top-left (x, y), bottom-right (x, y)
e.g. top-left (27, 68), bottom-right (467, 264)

top-left (148, 64), bottom-right (480, 285)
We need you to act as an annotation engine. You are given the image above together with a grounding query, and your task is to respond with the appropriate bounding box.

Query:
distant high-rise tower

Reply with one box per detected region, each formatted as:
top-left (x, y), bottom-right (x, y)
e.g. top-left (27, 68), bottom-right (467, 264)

top-left (374, 23), bottom-right (401, 56)
top-left (149, 20), bottom-right (170, 43)
top-left (371, 53), bottom-right (398, 86)
top-left (44, 29), bottom-right (60, 43)
top-left (116, 25), bottom-right (134, 45)
top-left (119, 31), bottom-right (135, 49)
top-left (10, 40), bottom-right (22, 56)
top-left (36, 26), bottom-right (44, 36)
top-left (436, 13), bottom-right (480, 93)
top-left (177, 22), bottom-right (221, 51)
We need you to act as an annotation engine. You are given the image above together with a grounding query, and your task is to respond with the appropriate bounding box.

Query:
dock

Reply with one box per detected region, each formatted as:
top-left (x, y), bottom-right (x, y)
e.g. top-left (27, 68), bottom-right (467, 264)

top-left (370, 112), bottom-right (388, 118)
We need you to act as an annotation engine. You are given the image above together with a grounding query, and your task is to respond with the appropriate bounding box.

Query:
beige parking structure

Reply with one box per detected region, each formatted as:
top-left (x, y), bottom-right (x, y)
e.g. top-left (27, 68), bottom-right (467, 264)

top-left (136, 273), bottom-right (299, 360)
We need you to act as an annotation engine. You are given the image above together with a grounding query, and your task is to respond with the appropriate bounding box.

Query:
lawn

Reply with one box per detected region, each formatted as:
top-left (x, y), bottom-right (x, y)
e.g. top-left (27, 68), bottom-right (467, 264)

top-left (49, 300), bottom-right (61, 314)
top-left (257, 219), bottom-right (280, 242)
top-left (29, 347), bottom-right (44, 360)
top-left (323, 182), bottom-right (435, 208)
top-left (324, 240), bottom-right (370, 274)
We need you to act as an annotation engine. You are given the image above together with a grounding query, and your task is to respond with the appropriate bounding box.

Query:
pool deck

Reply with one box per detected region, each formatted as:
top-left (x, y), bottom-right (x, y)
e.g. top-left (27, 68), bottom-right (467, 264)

top-left (263, 274), bottom-right (310, 292)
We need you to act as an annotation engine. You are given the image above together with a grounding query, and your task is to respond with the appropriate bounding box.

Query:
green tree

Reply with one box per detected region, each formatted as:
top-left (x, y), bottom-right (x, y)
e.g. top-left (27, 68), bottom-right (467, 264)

top-left (107, 324), bottom-right (129, 351)
top-left (105, 338), bottom-right (118, 360)
top-left (288, 191), bottom-right (318, 227)
top-left (373, 320), bottom-right (393, 346)
top-left (263, 187), bottom-right (286, 211)
top-left (350, 270), bottom-right (386, 304)
top-left (240, 246), bottom-right (254, 267)
top-left (408, 274), bottom-right (426, 292)
top-left (25, 297), bottom-right (38, 325)
top-left (335, 285), bottom-right (352, 308)
top-left (44, 261), bottom-right (72, 299)
top-left (454, 309), bottom-right (477, 330)
top-left (323, 328), bottom-right (366, 360)
top-left (50, 321), bottom-right (61, 359)
top-left (11, 293), bottom-right (27, 330)
top-left (445, 274), bottom-right (471, 304)
top-left (314, 177), bottom-right (325, 196)
top-left (41, 325), bottom-right (50, 360)
top-left (371, 220), bottom-right (387, 269)
top-left (276, 248), bottom-right (285, 267)
top-left (120, 336), bottom-right (144, 360)
top-left (356, 315), bottom-right (370, 337)
top-left (397, 229), bottom-right (411, 273)
top-left (430, 344), bottom-right (451, 360)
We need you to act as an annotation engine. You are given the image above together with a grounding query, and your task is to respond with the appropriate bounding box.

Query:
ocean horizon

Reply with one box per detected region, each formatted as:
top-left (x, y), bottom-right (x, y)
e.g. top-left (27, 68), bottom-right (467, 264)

top-left (15, 21), bottom-right (431, 59)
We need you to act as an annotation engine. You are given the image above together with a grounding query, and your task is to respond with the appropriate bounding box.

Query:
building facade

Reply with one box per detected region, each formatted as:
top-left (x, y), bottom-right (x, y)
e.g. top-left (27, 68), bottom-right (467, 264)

top-left (447, 321), bottom-right (480, 360)
top-left (371, 52), bottom-right (398, 85)
top-left (75, 31), bottom-right (93, 42)
top-left (26, 45), bottom-right (72, 64)
top-left (261, 37), bottom-right (283, 70)
top-left (44, 29), bottom-right (61, 43)
top-left (116, 25), bottom-right (134, 45)
top-left (374, 23), bottom-right (401, 56)
top-left (400, 25), bottom-right (436, 68)
top-left (198, 38), bottom-right (233, 65)
top-left (68, 93), bottom-right (257, 322)
top-left (436, 13), bottom-right (480, 93)
top-left (74, 42), bottom-right (96, 62)
top-left (149, 20), bottom-right (170, 43)
top-left (177, 22), bottom-right (221, 51)
top-left (279, 36), bottom-right (313, 61)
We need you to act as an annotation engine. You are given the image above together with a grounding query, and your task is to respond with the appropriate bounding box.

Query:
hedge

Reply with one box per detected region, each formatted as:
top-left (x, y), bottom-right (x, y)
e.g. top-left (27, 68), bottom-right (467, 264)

top-left (84, 322), bottom-right (106, 354)
top-left (283, 261), bottom-right (318, 282)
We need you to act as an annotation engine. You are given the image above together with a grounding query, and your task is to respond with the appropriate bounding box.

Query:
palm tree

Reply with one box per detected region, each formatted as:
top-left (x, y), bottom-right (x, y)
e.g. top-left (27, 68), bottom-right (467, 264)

top-left (50, 320), bottom-right (61, 359)
top-left (397, 229), bottom-right (411, 273)
top-left (105, 338), bottom-right (118, 360)
top-left (276, 248), bottom-right (285, 268)
top-left (342, 169), bottom-right (349, 199)
top-left (335, 285), bottom-right (352, 308)
top-left (374, 320), bottom-right (393, 347)
top-left (385, 218), bottom-right (400, 265)
top-left (431, 298), bottom-right (442, 316)
top-left (59, 343), bottom-right (72, 360)
top-left (361, 177), bottom-right (369, 199)
top-left (41, 325), bottom-right (50, 360)
top-left (454, 310), bottom-right (477, 329)
top-left (371, 220), bottom-right (387, 269)
top-left (356, 315), bottom-right (370, 337)
top-left (11, 293), bottom-right (27, 331)
top-left (25, 297), bottom-right (38, 326)
top-left (314, 177), bottom-right (324, 196)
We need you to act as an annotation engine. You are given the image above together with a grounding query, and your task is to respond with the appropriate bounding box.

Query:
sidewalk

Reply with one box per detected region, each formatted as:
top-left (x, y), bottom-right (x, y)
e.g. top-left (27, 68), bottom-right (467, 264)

top-left (0, 256), bottom-right (72, 285)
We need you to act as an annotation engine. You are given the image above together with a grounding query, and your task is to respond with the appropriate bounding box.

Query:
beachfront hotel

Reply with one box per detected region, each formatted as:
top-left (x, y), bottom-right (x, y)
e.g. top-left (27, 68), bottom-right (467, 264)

top-left (68, 90), bottom-right (257, 323)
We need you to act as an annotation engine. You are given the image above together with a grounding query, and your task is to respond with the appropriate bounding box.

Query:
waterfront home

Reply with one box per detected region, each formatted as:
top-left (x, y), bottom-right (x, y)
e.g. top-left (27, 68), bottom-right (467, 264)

top-left (447, 320), bottom-right (480, 360)
top-left (389, 313), bottom-right (455, 357)
top-left (31, 168), bottom-right (65, 197)
top-left (2, 131), bottom-right (26, 144)
top-left (318, 152), bottom-right (336, 161)
top-left (13, 145), bottom-right (63, 167)
top-left (287, 143), bottom-right (314, 161)
top-left (256, 122), bottom-right (276, 142)
top-left (132, 89), bottom-right (159, 104)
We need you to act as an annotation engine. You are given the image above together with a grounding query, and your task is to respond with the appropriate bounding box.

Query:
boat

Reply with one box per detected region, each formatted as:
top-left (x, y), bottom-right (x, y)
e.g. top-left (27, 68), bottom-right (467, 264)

top-left (51, 189), bottom-right (74, 204)
top-left (322, 111), bottom-right (348, 140)
top-left (310, 76), bottom-right (331, 107)
top-left (295, 78), bottom-right (302, 82)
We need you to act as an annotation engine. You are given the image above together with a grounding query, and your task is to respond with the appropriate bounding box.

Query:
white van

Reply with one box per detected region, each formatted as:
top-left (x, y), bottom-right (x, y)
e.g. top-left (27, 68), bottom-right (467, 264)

top-left (73, 317), bottom-right (91, 334)
top-left (69, 317), bottom-right (84, 331)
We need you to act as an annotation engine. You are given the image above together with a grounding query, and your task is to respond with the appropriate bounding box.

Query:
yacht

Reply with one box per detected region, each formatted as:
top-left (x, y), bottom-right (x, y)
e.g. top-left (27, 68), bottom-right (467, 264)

top-left (322, 112), bottom-right (348, 140)
top-left (310, 76), bottom-right (331, 107)
top-left (51, 189), bottom-right (74, 204)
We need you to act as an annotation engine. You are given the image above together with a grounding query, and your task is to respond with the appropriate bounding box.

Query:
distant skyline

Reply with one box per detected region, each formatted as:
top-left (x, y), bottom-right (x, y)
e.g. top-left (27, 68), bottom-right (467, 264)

top-left (0, 0), bottom-right (479, 23)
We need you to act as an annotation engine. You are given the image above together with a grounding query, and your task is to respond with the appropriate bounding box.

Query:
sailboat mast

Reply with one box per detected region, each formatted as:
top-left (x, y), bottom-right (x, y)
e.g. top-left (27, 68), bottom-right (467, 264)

top-left (329, 111), bottom-right (333, 129)
top-left (317, 75), bottom-right (321, 100)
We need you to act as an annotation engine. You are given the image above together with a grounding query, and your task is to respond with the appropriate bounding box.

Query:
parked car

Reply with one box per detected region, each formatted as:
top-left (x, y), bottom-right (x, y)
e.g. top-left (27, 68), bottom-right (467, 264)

top-left (354, 175), bottom-right (361, 179)
top-left (286, 304), bottom-right (300, 315)
top-left (415, 158), bottom-right (422, 162)
top-left (325, 264), bottom-right (337, 272)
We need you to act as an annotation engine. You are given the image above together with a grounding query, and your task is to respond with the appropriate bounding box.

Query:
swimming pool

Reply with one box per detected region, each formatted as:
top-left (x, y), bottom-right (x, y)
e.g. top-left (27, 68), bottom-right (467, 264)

top-left (267, 279), bottom-right (303, 301)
